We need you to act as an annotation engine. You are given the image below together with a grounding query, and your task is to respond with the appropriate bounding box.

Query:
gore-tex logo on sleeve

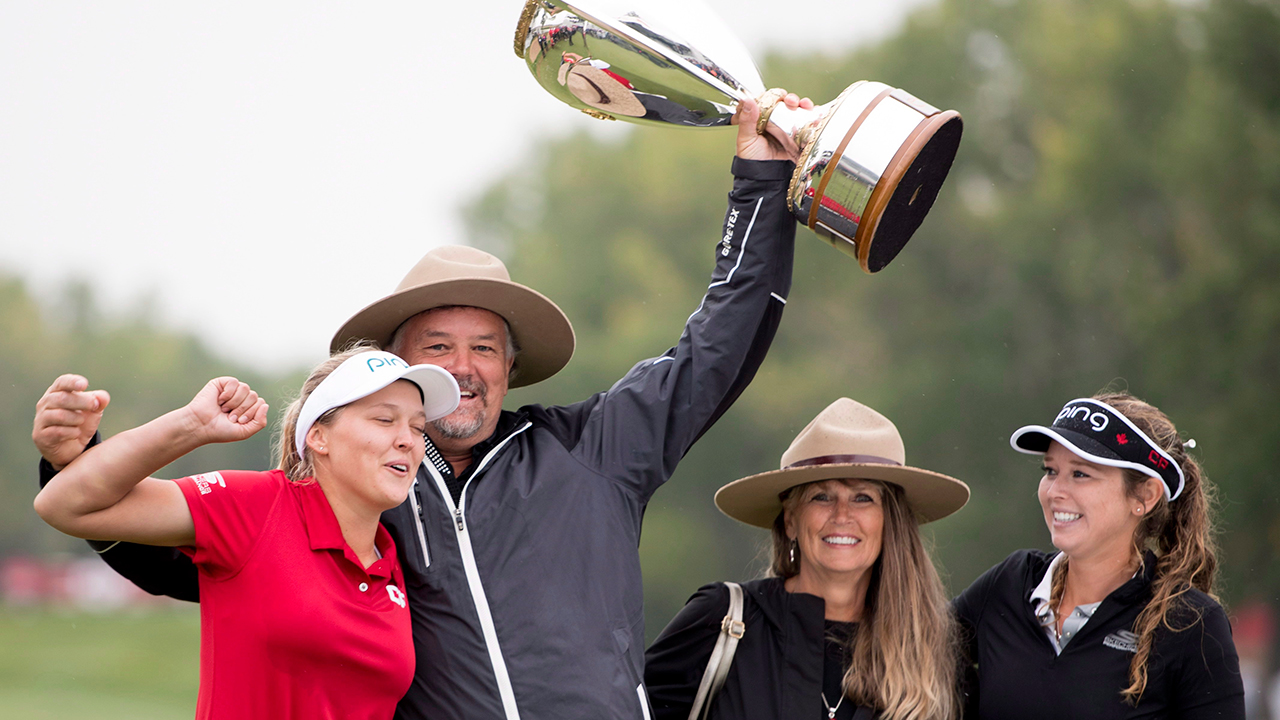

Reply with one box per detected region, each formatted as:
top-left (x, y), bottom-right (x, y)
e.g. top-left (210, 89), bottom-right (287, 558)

top-left (192, 472), bottom-right (226, 495)
top-left (721, 208), bottom-right (740, 256)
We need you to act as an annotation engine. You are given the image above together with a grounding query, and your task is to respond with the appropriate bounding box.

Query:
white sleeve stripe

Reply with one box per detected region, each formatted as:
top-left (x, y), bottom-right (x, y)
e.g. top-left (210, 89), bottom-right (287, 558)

top-left (709, 196), bottom-right (763, 289)
top-left (688, 196), bottom-right (766, 323)
top-left (637, 683), bottom-right (653, 720)
top-left (770, 292), bottom-right (787, 304)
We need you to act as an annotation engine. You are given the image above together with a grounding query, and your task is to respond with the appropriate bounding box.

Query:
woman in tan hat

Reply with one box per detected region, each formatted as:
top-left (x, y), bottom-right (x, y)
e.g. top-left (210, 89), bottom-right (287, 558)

top-left (644, 398), bottom-right (968, 720)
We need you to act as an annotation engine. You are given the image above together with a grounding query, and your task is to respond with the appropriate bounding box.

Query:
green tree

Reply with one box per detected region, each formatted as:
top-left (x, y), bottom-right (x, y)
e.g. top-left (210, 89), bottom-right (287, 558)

top-left (0, 275), bottom-right (303, 557)
top-left (466, 0), bottom-right (1280, 633)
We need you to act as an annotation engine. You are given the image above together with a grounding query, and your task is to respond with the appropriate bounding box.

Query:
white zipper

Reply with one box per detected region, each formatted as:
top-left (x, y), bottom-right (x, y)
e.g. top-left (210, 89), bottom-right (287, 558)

top-left (407, 478), bottom-right (430, 569)
top-left (425, 421), bottom-right (531, 720)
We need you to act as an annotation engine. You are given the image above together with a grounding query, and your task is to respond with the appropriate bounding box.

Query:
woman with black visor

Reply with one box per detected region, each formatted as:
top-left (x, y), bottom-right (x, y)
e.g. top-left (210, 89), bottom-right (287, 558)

top-left (954, 392), bottom-right (1244, 719)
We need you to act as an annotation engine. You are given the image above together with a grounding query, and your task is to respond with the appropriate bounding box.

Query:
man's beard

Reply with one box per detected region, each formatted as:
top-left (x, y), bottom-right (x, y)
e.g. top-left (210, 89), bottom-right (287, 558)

top-left (431, 376), bottom-right (487, 439)
top-left (431, 410), bottom-right (486, 440)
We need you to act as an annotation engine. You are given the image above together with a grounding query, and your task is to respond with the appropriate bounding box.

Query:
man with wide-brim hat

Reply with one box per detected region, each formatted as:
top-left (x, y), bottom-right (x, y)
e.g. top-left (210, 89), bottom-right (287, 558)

top-left (33, 94), bottom-right (815, 720)
top-left (646, 398), bottom-right (969, 720)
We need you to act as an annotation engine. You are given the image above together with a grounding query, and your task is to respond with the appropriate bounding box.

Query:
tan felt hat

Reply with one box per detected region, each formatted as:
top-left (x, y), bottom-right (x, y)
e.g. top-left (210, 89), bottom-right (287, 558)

top-left (715, 398), bottom-right (970, 528)
top-left (330, 246), bottom-right (575, 388)
top-left (557, 59), bottom-right (646, 118)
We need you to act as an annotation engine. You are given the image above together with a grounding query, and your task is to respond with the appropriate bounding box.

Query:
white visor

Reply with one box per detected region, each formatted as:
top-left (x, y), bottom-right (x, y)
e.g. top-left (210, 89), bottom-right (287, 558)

top-left (294, 351), bottom-right (459, 460)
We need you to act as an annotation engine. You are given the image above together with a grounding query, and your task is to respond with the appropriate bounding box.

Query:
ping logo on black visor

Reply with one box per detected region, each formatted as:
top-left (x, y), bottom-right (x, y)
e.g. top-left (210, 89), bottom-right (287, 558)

top-left (1011, 398), bottom-right (1185, 501)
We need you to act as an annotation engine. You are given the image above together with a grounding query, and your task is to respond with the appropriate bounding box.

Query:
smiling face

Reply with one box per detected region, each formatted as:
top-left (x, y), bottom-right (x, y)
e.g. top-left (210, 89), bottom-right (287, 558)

top-left (784, 479), bottom-right (885, 597)
top-left (1038, 441), bottom-right (1160, 564)
top-left (308, 380), bottom-right (427, 515)
top-left (392, 306), bottom-right (513, 449)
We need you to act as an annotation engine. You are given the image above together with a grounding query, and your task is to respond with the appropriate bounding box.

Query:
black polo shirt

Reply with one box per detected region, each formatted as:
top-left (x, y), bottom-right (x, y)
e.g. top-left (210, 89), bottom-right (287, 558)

top-left (954, 549), bottom-right (1243, 719)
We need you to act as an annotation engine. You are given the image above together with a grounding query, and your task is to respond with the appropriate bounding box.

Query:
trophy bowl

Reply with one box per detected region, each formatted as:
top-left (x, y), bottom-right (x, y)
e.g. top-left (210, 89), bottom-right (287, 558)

top-left (515, 0), bottom-right (963, 273)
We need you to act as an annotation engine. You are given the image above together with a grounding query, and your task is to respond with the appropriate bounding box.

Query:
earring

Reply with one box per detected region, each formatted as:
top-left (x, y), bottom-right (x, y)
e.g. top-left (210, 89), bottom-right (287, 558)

top-left (789, 539), bottom-right (798, 565)
top-left (1135, 506), bottom-right (1144, 515)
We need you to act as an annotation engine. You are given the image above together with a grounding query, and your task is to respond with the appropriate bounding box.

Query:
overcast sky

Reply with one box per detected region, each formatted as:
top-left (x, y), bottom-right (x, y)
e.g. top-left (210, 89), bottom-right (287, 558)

top-left (1, 0), bottom-right (934, 372)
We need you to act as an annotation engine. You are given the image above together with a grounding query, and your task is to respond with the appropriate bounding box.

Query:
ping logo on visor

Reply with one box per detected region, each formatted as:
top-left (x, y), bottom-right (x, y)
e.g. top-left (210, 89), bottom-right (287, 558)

top-left (1010, 398), bottom-right (1185, 501)
top-left (1055, 403), bottom-right (1111, 432)
top-left (366, 355), bottom-right (408, 372)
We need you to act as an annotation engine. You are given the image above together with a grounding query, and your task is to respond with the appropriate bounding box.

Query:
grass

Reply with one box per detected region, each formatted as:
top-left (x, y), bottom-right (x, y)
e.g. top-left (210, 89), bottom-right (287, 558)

top-left (0, 605), bottom-right (199, 719)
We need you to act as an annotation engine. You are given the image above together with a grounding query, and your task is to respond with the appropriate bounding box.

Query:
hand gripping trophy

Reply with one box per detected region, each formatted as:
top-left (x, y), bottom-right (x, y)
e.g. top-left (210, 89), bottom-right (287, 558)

top-left (515, 0), bottom-right (963, 273)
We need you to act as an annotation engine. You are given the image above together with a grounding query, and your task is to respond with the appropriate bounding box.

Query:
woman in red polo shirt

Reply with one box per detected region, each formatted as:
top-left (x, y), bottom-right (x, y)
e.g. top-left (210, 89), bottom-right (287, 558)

top-left (34, 347), bottom-right (459, 720)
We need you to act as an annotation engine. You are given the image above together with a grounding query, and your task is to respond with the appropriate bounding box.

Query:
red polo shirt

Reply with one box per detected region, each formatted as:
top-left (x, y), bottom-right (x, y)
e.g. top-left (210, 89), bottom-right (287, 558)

top-left (175, 469), bottom-right (414, 720)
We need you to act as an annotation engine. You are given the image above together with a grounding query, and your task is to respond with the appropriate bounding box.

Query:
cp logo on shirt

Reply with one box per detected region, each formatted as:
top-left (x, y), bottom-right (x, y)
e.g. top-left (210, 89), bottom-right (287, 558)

top-left (192, 472), bottom-right (226, 496)
top-left (387, 585), bottom-right (406, 608)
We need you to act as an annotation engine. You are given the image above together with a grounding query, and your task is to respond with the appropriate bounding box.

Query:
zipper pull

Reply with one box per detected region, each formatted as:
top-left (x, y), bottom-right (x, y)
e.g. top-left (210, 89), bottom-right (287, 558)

top-left (454, 508), bottom-right (465, 532)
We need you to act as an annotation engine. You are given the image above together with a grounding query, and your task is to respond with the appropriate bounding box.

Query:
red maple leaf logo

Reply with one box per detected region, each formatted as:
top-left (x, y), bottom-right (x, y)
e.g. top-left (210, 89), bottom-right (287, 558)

top-left (1116, 433), bottom-right (1129, 445)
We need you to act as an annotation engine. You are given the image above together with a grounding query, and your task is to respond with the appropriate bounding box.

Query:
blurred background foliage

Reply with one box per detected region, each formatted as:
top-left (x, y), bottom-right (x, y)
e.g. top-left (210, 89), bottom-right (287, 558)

top-left (473, 0), bottom-right (1280, 629)
top-left (1, 0), bottom-right (1277, 713)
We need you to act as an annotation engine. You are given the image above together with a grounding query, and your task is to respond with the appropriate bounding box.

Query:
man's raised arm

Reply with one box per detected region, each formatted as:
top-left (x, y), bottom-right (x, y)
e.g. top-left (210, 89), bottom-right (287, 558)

top-left (34, 374), bottom-right (199, 601)
top-left (536, 94), bottom-right (809, 499)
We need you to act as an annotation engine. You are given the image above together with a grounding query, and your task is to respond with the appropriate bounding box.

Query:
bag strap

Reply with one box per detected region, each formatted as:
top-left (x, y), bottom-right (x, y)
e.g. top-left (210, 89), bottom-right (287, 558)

top-left (687, 582), bottom-right (745, 720)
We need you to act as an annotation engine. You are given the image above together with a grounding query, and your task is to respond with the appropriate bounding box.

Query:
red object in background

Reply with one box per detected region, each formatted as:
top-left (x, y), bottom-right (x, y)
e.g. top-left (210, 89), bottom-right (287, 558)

top-left (1, 555), bottom-right (169, 608)
top-left (1233, 600), bottom-right (1276, 657)
top-left (0, 556), bottom-right (62, 604)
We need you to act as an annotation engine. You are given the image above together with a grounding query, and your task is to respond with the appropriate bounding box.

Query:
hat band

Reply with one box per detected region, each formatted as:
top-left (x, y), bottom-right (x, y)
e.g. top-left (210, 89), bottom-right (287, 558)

top-left (786, 453), bottom-right (902, 469)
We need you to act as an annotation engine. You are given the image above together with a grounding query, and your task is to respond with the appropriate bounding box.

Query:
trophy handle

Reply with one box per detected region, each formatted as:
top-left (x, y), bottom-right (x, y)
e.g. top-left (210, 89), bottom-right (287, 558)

top-left (515, 0), bottom-right (541, 57)
top-left (750, 88), bottom-right (806, 159)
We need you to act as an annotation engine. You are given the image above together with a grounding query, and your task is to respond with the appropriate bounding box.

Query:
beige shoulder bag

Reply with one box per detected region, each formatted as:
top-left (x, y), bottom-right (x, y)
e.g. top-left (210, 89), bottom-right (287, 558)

top-left (686, 582), bottom-right (745, 720)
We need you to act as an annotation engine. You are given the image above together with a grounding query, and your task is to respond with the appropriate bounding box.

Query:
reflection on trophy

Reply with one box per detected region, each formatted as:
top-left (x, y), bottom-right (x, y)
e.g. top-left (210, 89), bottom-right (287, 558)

top-left (515, 0), bottom-right (963, 273)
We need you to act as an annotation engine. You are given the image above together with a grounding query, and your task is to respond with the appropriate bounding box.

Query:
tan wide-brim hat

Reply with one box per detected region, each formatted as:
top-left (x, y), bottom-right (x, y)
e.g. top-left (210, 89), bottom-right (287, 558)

top-left (715, 398), bottom-right (970, 528)
top-left (330, 246), bottom-right (575, 388)
top-left (558, 60), bottom-right (646, 118)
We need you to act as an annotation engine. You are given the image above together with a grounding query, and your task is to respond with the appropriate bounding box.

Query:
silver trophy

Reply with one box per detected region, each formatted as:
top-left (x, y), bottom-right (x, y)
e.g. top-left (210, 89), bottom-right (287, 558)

top-left (515, 0), bottom-right (963, 273)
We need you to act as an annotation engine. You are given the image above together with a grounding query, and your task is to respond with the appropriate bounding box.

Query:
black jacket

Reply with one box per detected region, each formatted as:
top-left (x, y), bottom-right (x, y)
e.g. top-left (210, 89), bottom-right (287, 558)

top-left (953, 549), bottom-right (1244, 720)
top-left (645, 577), bottom-right (875, 720)
top-left (43, 158), bottom-right (798, 720)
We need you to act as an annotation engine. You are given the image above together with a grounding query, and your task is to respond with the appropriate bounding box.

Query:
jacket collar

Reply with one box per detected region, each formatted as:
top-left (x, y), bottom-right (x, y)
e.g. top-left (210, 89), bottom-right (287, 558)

top-left (1023, 549), bottom-right (1156, 605)
top-left (468, 409), bottom-right (528, 462)
top-left (423, 409), bottom-right (530, 482)
top-left (1019, 549), bottom-right (1156, 652)
top-left (745, 576), bottom-right (827, 631)
top-left (1109, 549), bottom-right (1157, 603)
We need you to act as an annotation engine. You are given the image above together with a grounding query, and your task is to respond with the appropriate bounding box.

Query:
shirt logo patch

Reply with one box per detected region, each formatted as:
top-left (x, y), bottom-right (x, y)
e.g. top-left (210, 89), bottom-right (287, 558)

top-left (192, 472), bottom-right (226, 495)
top-left (387, 585), bottom-right (406, 608)
top-left (1102, 630), bottom-right (1139, 653)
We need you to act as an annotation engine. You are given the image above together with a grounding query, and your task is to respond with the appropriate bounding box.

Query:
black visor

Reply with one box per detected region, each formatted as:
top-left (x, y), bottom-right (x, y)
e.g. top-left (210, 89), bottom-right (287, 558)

top-left (1010, 398), bottom-right (1184, 501)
